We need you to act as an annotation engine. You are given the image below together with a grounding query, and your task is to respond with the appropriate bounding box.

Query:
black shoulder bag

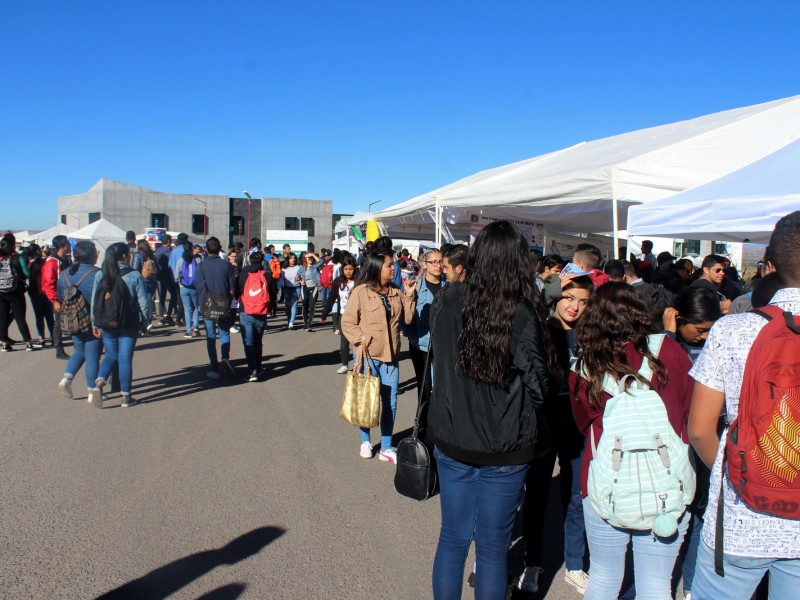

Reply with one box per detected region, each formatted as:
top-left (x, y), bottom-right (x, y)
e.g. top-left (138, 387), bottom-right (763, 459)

top-left (200, 261), bottom-right (232, 322)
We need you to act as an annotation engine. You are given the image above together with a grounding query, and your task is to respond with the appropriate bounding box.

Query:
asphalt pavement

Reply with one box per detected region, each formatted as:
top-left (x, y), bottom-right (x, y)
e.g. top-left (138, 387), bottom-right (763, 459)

top-left (0, 306), bottom-right (579, 600)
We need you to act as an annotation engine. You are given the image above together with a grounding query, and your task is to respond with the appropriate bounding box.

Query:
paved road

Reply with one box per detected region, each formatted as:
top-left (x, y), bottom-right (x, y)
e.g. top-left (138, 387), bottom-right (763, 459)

top-left (1, 308), bottom-right (579, 599)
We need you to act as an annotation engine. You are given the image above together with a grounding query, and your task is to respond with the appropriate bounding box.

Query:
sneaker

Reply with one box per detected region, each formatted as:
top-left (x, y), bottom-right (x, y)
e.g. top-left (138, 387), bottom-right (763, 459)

top-left (221, 358), bottom-right (235, 378)
top-left (26, 343), bottom-right (35, 351)
top-left (248, 371), bottom-right (258, 383)
top-left (206, 370), bottom-right (221, 380)
top-left (121, 395), bottom-right (139, 408)
top-left (230, 326), bottom-right (240, 334)
top-left (287, 323), bottom-right (294, 330)
top-left (378, 448), bottom-right (398, 463)
top-left (518, 566), bottom-right (543, 593)
top-left (333, 329), bottom-right (340, 335)
top-left (564, 569), bottom-right (588, 595)
top-left (192, 328), bottom-right (200, 338)
top-left (146, 322), bottom-right (154, 333)
top-left (1, 344), bottom-right (12, 352)
top-left (256, 367), bottom-right (265, 376)
top-left (88, 388), bottom-right (103, 409)
top-left (360, 441), bottom-right (373, 459)
top-left (32, 339), bottom-right (46, 349)
top-left (684, 594), bottom-right (692, 600)
top-left (58, 377), bottom-right (73, 399)
top-left (336, 365), bottom-right (349, 374)
top-left (183, 332), bottom-right (193, 339)
top-left (55, 348), bottom-right (70, 360)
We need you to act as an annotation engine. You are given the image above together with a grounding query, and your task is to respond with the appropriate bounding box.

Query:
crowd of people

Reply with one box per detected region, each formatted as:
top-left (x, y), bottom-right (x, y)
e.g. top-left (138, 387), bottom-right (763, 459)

top-left (1, 210), bottom-right (798, 600)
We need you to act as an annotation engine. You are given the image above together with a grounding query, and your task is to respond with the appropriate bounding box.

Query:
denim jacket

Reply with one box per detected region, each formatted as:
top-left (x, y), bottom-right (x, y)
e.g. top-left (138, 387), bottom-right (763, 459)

top-left (297, 265), bottom-right (321, 288)
top-left (407, 276), bottom-right (444, 352)
top-left (90, 262), bottom-right (150, 329)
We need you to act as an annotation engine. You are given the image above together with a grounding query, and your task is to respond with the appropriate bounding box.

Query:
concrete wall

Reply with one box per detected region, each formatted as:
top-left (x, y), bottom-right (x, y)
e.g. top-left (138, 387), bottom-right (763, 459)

top-left (230, 197), bottom-right (262, 248)
top-left (261, 197), bottom-right (333, 252)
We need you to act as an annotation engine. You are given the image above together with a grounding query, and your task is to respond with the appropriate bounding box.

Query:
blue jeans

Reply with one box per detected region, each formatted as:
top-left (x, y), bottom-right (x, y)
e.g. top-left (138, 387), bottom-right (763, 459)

top-left (693, 540), bottom-right (800, 599)
top-left (180, 286), bottom-right (200, 332)
top-left (65, 331), bottom-right (103, 392)
top-left (582, 498), bottom-right (688, 600)
top-left (432, 447), bottom-right (529, 600)
top-left (239, 312), bottom-right (265, 372)
top-left (205, 319), bottom-right (231, 371)
top-left (97, 329), bottom-right (138, 395)
top-left (143, 281), bottom-right (155, 321)
top-left (29, 292), bottom-right (54, 340)
top-left (320, 287), bottom-right (329, 307)
top-left (358, 357), bottom-right (398, 451)
top-left (283, 286), bottom-right (299, 325)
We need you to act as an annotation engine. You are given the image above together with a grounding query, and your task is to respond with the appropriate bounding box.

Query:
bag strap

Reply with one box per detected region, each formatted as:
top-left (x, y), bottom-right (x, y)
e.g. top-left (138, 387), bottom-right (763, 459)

top-left (410, 347), bottom-right (433, 441)
top-left (637, 333), bottom-right (665, 383)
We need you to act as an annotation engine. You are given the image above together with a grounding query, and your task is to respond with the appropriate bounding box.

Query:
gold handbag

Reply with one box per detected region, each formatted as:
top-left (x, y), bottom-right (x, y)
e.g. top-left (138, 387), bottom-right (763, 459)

top-left (339, 347), bottom-right (381, 428)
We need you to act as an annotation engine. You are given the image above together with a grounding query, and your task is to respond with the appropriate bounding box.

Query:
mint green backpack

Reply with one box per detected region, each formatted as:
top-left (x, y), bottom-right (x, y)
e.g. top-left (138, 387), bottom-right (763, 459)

top-left (574, 334), bottom-right (696, 535)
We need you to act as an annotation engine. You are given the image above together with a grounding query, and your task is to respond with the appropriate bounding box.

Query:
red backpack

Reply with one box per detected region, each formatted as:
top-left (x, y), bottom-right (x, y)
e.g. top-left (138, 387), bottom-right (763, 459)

top-left (320, 263), bottom-right (335, 289)
top-left (724, 305), bottom-right (800, 518)
top-left (239, 271), bottom-right (270, 315)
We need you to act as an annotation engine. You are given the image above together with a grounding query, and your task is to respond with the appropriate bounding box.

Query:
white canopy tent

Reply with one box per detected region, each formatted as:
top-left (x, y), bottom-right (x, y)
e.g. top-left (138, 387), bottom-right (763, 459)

top-left (348, 94), bottom-right (800, 249)
top-left (627, 138), bottom-right (800, 244)
top-left (69, 219), bottom-right (127, 264)
top-left (21, 223), bottom-right (76, 247)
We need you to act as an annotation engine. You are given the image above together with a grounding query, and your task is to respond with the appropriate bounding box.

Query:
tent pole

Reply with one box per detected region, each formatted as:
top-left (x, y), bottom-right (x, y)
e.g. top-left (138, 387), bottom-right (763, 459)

top-left (612, 198), bottom-right (620, 261)
top-left (434, 197), bottom-right (441, 247)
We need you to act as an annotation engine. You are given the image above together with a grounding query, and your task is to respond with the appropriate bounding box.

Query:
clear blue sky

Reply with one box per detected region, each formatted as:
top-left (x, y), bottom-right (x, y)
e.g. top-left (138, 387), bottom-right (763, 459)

top-left (2, 1), bottom-right (799, 230)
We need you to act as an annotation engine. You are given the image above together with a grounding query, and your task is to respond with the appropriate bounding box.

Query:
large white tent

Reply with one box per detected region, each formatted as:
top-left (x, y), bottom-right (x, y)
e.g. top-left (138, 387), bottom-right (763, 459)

top-left (627, 138), bottom-right (800, 244)
top-left (21, 223), bottom-right (76, 247)
top-left (69, 219), bottom-right (127, 264)
top-left (349, 94), bottom-right (800, 248)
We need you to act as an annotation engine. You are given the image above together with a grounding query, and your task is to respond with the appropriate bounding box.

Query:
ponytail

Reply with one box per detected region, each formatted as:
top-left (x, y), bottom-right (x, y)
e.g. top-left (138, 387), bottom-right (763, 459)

top-left (101, 242), bottom-right (129, 291)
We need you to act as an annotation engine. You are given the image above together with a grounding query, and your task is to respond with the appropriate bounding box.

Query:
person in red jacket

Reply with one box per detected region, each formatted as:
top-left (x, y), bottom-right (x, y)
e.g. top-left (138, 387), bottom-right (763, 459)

top-left (42, 235), bottom-right (72, 360)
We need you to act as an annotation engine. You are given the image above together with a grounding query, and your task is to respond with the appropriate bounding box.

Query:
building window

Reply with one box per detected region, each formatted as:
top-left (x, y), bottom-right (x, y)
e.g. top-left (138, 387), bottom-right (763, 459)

top-left (301, 217), bottom-right (315, 237)
top-left (192, 214), bottom-right (207, 235)
top-left (151, 213), bottom-right (168, 229)
top-left (285, 217), bottom-right (299, 230)
top-left (88, 212), bottom-right (101, 224)
top-left (60, 215), bottom-right (67, 224)
top-left (714, 242), bottom-right (727, 255)
top-left (232, 216), bottom-right (245, 236)
top-left (675, 239), bottom-right (701, 257)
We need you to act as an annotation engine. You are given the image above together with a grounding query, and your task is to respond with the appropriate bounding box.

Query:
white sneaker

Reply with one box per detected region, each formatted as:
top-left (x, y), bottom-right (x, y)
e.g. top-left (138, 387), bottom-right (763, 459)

top-left (58, 377), bottom-right (73, 399)
top-left (518, 566), bottom-right (543, 593)
top-left (564, 569), bottom-right (588, 595)
top-left (230, 326), bottom-right (240, 334)
top-left (360, 441), bottom-right (373, 459)
top-left (378, 448), bottom-right (397, 463)
top-left (684, 593), bottom-right (692, 600)
top-left (336, 365), bottom-right (349, 374)
top-left (206, 370), bottom-right (221, 380)
top-left (88, 388), bottom-right (103, 409)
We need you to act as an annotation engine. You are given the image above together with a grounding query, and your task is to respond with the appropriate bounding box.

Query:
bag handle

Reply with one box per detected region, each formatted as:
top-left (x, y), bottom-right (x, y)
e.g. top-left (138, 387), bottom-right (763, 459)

top-left (410, 346), bottom-right (433, 441)
top-left (351, 344), bottom-right (373, 377)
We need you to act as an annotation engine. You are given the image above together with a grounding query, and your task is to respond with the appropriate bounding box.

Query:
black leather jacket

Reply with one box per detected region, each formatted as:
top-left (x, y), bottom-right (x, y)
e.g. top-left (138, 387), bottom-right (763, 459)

top-left (427, 283), bottom-right (551, 466)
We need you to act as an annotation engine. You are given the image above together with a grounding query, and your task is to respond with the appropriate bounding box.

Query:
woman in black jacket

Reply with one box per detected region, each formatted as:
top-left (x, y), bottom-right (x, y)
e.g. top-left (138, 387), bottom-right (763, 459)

top-left (428, 221), bottom-right (554, 600)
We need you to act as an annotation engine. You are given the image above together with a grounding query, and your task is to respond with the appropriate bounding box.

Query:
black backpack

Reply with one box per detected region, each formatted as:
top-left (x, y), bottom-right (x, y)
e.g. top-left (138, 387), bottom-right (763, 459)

top-left (93, 267), bottom-right (136, 330)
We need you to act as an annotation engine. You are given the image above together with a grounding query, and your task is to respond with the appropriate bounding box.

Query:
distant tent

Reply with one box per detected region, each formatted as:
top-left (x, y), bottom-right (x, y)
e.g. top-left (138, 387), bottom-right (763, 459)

top-left (69, 219), bottom-right (127, 265)
top-left (22, 223), bottom-right (77, 247)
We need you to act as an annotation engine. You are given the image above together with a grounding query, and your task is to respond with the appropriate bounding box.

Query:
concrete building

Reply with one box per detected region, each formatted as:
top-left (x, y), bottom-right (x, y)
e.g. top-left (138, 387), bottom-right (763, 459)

top-left (58, 179), bottom-right (333, 250)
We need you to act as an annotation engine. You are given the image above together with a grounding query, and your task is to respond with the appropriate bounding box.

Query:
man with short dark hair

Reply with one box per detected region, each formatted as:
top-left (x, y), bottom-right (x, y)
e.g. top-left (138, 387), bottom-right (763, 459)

top-left (154, 233), bottom-right (176, 323)
top-left (688, 210), bottom-right (800, 599)
top-left (42, 235), bottom-right (72, 359)
top-left (168, 233), bottom-right (189, 327)
top-left (572, 244), bottom-right (609, 287)
top-left (691, 254), bottom-right (732, 314)
top-left (640, 240), bottom-right (657, 268)
top-left (195, 237), bottom-right (237, 380)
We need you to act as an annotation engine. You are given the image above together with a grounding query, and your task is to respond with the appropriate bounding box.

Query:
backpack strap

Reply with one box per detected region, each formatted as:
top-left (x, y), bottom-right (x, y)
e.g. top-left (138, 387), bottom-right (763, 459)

top-left (72, 267), bottom-right (98, 288)
top-left (637, 334), bottom-right (666, 383)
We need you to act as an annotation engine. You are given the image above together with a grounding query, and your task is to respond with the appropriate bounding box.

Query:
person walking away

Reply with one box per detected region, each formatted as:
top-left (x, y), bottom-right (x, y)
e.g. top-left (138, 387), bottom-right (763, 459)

top-left (319, 253), bottom-right (336, 307)
top-left (570, 283), bottom-right (695, 599)
top-left (154, 234), bottom-right (177, 325)
top-left (688, 211), bottom-right (800, 600)
top-left (320, 256), bottom-right (358, 373)
top-left (263, 244), bottom-right (282, 317)
top-left (89, 242), bottom-right (150, 408)
top-left (341, 250), bottom-right (416, 462)
top-left (25, 244), bottom-right (55, 348)
top-left (226, 249), bottom-right (241, 334)
top-left (175, 242), bottom-right (201, 338)
top-left (299, 252), bottom-right (321, 331)
top-left (427, 221), bottom-right (554, 600)
top-left (0, 233), bottom-right (34, 352)
top-left (42, 235), bottom-right (72, 359)
top-left (407, 248), bottom-right (444, 406)
top-left (168, 233), bottom-right (189, 327)
top-left (132, 239), bottom-right (157, 329)
top-left (519, 274), bottom-right (594, 595)
top-left (280, 253), bottom-right (302, 329)
top-left (56, 241), bottom-right (102, 403)
top-left (237, 250), bottom-right (272, 382)
top-left (195, 237), bottom-right (237, 379)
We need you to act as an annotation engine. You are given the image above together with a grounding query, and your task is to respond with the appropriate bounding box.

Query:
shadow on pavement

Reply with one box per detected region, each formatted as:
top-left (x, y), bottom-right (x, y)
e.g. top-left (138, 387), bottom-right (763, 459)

top-left (95, 526), bottom-right (285, 600)
top-left (268, 350), bottom-right (342, 378)
top-left (195, 583), bottom-right (246, 600)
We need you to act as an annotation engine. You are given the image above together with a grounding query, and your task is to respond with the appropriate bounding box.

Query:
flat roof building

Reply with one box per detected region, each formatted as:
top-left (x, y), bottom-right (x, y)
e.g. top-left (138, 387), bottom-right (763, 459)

top-left (58, 179), bottom-right (333, 250)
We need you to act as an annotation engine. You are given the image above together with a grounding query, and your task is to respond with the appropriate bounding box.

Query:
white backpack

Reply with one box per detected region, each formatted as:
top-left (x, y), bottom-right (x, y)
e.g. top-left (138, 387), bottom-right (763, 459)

top-left (575, 334), bottom-right (695, 534)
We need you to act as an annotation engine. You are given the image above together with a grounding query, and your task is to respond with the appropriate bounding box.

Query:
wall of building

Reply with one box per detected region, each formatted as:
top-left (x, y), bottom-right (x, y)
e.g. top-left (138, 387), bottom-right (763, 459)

top-left (230, 197), bottom-right (262, 248)
top-left (261, 197), bottom-right (333, 252)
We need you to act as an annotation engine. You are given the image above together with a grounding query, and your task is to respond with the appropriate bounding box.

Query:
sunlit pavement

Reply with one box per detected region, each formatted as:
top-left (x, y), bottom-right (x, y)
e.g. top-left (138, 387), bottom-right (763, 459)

top-left (1, 312), bottom-right (577, 599)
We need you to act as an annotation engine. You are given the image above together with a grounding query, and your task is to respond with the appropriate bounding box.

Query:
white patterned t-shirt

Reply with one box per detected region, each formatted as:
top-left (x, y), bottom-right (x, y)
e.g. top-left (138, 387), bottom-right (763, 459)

top-left (689, 288), bottom-right (800, 557)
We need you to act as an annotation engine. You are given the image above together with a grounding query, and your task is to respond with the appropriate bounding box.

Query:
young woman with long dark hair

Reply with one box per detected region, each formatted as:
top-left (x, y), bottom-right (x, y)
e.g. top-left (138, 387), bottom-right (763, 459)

top-left (427, 221), bottom-right (554, 600)
top-left (25, 243), bottom-right (55, 348)
top-left (280, 252), bottom-right (302, 329)
top-left (132, 239), bottom-right (156, 324)
top-left (320, 255), bottom-right (358, 373)
top-left (56, 241), bottom-right (102, 402)
top-left (341, 250), bottom-right (416, 462)
top-left (175, 241), bottom-right (201, 338)
top-left (298, 252), bottom-right (321, 331)
top-left (570, 283), bottom-right (694, 599)
top-left (89, 242), bottom-right (150, 408)
top-left (0, 233), bottom-right (33, 352)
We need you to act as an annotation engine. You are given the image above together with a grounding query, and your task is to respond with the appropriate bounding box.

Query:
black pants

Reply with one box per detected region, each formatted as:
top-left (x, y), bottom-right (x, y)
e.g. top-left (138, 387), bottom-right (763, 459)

top-left (156, 278), bottom-right (177, 318)
top-left (52, 303), bottom-right (65, 348)
top-left (333, 313), bottom-right (350, 365)
top-left (0, 291), bottom-right (32, 344)
top-left (302, 287), bottom-right (319, 327)
top-left (409, 343), bottom-right (432, 404)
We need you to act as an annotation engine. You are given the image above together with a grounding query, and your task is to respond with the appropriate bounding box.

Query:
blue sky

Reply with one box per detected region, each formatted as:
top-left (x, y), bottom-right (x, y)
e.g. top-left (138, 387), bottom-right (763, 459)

top-left (2, 1), bottom-right (799, 230)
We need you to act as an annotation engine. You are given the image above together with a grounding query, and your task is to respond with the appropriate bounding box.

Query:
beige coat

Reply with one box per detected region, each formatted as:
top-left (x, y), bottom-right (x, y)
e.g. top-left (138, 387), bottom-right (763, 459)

top-left (341, 284), bottom-right (415, 363)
